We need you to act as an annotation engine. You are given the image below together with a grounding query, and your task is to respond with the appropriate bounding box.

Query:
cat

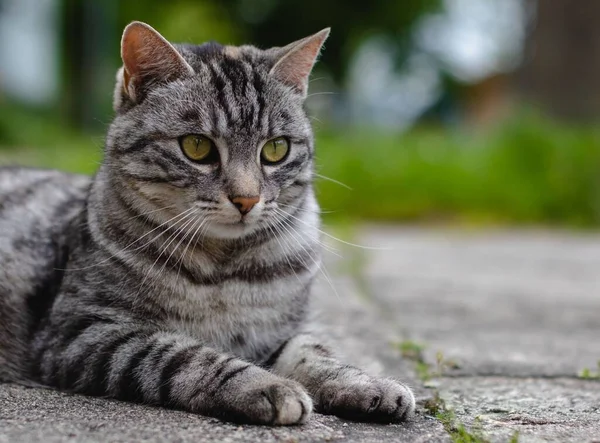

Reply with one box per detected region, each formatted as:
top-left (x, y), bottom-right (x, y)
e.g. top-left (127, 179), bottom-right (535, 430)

top-left (0, 21), bottom-right (415, 425)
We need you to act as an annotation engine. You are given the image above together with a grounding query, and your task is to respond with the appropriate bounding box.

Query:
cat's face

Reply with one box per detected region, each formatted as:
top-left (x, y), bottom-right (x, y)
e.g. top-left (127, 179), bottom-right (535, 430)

top-left (105, 22), bottom-right (328, 239)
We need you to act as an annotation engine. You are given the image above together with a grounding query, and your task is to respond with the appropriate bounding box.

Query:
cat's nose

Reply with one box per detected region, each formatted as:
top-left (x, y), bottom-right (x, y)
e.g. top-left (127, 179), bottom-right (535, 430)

top-left (229, 196), bottom-right (260, 215)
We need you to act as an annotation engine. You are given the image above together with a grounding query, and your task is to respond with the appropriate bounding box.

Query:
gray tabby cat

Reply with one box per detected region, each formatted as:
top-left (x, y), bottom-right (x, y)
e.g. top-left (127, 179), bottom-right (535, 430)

top-left (0, 22), bottom-right (414, 425)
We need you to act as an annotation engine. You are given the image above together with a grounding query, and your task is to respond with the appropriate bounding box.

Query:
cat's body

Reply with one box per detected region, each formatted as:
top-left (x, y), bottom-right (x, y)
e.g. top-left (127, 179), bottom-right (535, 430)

top-left (0, 167), bottom-right (89, 381)
top-left (0, 22), bottom-right (414, 425)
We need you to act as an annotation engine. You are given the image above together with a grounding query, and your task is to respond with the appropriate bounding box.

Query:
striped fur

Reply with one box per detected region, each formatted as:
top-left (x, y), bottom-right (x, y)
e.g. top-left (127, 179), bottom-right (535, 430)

top-left (0, 22), bottom-right (414, 425)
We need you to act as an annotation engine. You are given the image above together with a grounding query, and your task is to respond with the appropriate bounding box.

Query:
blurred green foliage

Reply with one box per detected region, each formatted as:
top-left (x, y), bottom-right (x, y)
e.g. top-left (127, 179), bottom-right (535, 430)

top-left (2, 104), bottom-right (600, 227)
top-left (2, 1), bottom-right (599, 228)
top-left (117, 1), bottom-right (240, 47)
top-left (316, 115), bottom-right (600, 227)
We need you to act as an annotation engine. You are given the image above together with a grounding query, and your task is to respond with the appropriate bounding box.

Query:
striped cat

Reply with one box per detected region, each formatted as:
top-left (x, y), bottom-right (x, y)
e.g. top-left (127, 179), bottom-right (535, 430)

top-left (0, 22), bottom-right (414, 425)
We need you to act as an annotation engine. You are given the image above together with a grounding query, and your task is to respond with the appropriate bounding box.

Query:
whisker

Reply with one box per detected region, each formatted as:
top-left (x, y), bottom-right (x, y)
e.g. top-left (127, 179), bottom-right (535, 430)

top-left (314, 173), bottom-right (353, 190)
top-left (276, 202), bottom-right (335, 215)
top-left (275, 215), bottom-right (340, 301)
top-left (267, 222), bottom-right (302, 285)
top-left (274, 208), bottom-right (341, 257)
top-left (277, 208), bottom-right (391, 251)
top-left (274, 218), bottom-right (314, 270)
top-left (155, 213), bottom-right (203, 285)
top-left (306, 91), bottom-right (336, 98)
top-left (117, 207), bottom-right (196, 254)
top-left (120, 204), bottom-right (179, 224)
top-left (62, 206), bottom-right (197, 271)
top-left (169, 216), bottom-right (206, 297)
top-left (135, 209), bottom-right (199, 295)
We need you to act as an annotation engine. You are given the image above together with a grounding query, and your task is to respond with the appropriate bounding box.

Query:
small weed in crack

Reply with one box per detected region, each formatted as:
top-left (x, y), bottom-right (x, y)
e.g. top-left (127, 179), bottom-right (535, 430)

top-left (398, 341), bottom-right (518, 443)
top-left (578, 360), bottom-right (600, 380)
top-left (395, 340), bottom-right (459, 381)
top-left (424, 393), bottom-right (520, 443)
top-left (422, 392), bottom-right (491, 443)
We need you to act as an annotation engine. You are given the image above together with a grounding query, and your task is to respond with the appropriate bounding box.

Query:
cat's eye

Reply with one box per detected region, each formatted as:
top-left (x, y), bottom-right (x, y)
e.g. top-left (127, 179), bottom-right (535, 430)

top-left (180, 135), bottom-right (217, 163)
top-left (261, 137), bottom-right (289, 164)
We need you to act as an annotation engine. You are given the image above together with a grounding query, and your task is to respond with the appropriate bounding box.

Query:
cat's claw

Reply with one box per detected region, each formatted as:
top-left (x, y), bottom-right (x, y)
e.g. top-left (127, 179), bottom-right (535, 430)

top-left (316, 377), bottom-right (415, 423)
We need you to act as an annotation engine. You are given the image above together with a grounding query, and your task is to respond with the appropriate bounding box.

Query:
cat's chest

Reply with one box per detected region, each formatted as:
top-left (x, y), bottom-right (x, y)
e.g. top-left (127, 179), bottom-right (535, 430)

top-left (163, 276), bottom-right (310, 360)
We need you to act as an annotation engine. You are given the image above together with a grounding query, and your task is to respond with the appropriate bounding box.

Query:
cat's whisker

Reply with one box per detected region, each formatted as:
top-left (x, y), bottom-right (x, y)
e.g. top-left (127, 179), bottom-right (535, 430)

top-left (314, 174), bottom-right (353, 190)
top-left (135, 210), bottom-right (200, 296)
top-left (305, 91), bottom-right (336, 98)
top-left (196, 218), bottom-right (212, 252)
top-left (170, 216), bottom-right (207, 297)
top-left (274, 207), bottom-right (340, 253)
top-left (267, 223), bottom-right (302, 285)
top-left (275, 215), bottom-right (341, 301)
top-left (155, 212), bottom-right (204, 290)
top-left (274, 208), bottom-right (341, 257)
top-left (276, 202), bottom-right (335, 215)
top-left (194, 219), bottom-right (214, 259)
top-left (277, 208), bottom-right (392, 251)
top-left (62, 206), bottom-right (196, 271)
top-left (273, 217), bottom-right (313, 271)
top-left (178, 218), bottom-right (206, 268)
top-left (121, 204), bottom-right (179, 224)
top-left (117, 206), bottom-right (196, 253)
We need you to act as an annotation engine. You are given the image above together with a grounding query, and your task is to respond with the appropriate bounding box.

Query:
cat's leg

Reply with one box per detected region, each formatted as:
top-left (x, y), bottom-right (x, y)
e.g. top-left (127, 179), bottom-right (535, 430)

top-left (269, 333), bottom-right (415, 422)
top-left (34, 320), bottom-right (311, 425)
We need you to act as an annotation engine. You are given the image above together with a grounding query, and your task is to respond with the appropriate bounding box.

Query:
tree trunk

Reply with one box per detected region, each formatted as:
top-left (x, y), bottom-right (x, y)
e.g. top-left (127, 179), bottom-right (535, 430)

top-left (519, 0), bottom-right (600, 121)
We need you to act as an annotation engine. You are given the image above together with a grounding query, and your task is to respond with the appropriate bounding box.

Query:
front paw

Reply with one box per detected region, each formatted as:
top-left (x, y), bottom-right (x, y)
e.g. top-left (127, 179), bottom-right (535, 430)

top-left (316, 376), bottom-right (415, 423)
top-left (208, 370), bottom-right (313, 425)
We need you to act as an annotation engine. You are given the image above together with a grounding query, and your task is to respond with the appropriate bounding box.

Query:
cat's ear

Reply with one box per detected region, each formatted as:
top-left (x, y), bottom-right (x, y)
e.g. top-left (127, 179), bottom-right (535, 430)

top-left (269, 28), bottom-right (330, 97)
top-left (115, 21), bottom-right (193, 108)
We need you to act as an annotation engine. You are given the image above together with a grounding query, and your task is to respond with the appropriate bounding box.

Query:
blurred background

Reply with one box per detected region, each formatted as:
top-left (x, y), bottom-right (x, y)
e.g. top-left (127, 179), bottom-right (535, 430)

top-left (1, 0), bottom-right (600, 227)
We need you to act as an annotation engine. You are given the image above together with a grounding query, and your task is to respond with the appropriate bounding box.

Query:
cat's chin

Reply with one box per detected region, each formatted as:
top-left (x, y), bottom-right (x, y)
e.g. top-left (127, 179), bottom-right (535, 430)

top-left (205, 222), bottom-right (261, 240)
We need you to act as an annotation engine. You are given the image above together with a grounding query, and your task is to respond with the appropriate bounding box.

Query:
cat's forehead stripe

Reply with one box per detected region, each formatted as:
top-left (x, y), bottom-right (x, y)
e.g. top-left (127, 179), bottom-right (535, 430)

top-left (177, 41), bottom-right (224, 61)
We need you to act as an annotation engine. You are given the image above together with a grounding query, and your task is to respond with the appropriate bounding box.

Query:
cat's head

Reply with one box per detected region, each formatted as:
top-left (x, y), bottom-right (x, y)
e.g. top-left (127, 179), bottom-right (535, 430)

top-left (105, 22), bottom-right (328, 239)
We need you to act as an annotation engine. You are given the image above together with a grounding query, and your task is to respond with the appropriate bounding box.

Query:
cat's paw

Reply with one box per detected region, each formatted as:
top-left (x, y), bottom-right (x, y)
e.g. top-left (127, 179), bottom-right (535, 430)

top-left (316, 376), bottom-right (415, 423)
top-left (208, 370), bottom-right (312, 425)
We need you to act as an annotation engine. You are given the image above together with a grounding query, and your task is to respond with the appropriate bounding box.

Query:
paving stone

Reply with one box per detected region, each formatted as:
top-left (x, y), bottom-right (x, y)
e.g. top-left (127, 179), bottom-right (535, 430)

top-left (438, 376), bottom-right (600, 443)
top-left (359, 227), bottom-right (600, 442)
top-left (361, 227), bottom-right (600, 377)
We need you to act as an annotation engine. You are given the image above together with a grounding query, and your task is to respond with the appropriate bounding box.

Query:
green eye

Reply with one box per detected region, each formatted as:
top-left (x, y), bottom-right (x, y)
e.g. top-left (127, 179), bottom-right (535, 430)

top-left (261, 137), bottom-right (289, 164)
top-left (180, 135), bottom-right (215, 162)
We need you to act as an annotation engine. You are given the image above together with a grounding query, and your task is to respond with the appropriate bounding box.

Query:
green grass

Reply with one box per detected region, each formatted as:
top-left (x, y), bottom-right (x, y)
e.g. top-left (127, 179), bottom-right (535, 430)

top-left (3, 104), bottom-right (600, 227)
top-left (315, 114), bottom-right (600, 226)
top-left (0, 105), bottom-right (102, 174)
top-left (397, 340), bottom-right (427, 360)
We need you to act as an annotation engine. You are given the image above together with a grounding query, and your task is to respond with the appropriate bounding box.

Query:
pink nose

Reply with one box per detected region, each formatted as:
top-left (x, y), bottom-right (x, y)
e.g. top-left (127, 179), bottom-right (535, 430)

top-left (229, 196), bottom-right (259, 215)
